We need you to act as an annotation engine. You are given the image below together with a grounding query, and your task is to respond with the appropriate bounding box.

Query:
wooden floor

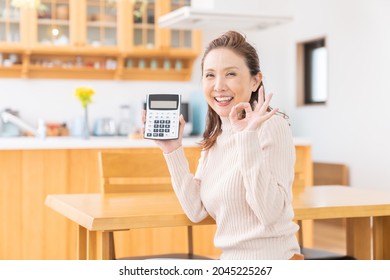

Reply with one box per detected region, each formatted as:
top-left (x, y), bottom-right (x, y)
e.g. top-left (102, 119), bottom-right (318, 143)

top-left (312, 219), bottom-right (346, 254)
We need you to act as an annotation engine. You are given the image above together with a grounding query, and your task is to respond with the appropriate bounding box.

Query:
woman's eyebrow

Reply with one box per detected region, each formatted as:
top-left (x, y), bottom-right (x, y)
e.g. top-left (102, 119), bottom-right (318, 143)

top-left (204, 66), bottom-right (239, 72)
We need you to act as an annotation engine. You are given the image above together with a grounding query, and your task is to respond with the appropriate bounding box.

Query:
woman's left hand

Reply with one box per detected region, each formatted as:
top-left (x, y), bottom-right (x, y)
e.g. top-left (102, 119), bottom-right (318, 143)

top-left (229, 86), bottom-right (279, 132)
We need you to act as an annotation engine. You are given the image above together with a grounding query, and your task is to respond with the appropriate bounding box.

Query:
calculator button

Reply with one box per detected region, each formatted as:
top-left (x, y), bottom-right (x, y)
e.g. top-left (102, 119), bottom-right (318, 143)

top-left (159, 133), bottom-right (164, 137)
top-left (153, 133), bottom-right (158, 137)
top-left (147, 133), bottom-right (152, 137)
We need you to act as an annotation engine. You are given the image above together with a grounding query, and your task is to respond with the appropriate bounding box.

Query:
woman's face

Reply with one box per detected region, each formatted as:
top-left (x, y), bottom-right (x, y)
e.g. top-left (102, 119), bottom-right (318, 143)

top-left (202, 48), bottom-right (261, 118)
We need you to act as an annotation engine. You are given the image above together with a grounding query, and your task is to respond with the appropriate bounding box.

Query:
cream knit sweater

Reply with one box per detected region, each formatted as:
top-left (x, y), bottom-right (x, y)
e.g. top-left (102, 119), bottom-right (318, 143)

top-left (163, 115), bottom-right (300, 259)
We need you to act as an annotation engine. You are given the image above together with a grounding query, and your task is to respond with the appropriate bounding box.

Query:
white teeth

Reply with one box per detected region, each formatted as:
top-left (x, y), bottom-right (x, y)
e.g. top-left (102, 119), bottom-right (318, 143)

top-left (215, 96), bottom-right (233, 102)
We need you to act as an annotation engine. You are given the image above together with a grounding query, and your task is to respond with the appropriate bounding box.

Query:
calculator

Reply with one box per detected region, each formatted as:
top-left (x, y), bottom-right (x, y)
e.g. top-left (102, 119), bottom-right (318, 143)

top-left (144, 94), bottom-right (181, 140)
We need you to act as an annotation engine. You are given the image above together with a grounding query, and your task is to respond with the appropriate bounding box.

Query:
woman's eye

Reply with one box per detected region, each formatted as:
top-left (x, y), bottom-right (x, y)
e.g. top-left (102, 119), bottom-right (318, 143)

top-left (205, 73), bottom-right (214, 78)
top-left (227, 72), bottom-right (236, 76)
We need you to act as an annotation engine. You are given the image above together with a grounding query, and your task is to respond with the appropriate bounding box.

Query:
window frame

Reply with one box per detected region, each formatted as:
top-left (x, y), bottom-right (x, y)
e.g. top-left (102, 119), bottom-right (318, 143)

top-left (297, 37), bottom-right (328, 106)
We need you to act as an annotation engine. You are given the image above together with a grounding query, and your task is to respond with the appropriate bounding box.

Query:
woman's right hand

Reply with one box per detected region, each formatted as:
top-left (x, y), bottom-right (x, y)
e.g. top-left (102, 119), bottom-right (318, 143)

top-left (142, 110), bottom-right (185, 154)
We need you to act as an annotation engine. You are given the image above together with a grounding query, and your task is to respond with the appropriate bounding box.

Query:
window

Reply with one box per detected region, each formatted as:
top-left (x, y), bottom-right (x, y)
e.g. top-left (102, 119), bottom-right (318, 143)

top-left (297, 38), bottom-right (328, 105)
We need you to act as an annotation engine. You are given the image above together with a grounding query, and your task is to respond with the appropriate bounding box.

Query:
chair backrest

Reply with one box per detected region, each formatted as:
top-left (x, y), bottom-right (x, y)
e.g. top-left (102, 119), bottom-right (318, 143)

top-left (313, 162), bottom-right (349, 186)
top-left (98, 149), bottom-right (173, 194)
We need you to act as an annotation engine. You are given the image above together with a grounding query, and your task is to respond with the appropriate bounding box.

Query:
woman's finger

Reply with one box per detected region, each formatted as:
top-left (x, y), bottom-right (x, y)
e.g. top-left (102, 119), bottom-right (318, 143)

top-left (229, 105), bottom-right (239, 122)
top-left (257, 86), bottom-right (265, 108)
top-left (235, 102), bottom-right (252, 119)
top-left (263, 107), bottom-right (279, 121)
top-left (258, 93), bottom-right (273, 115)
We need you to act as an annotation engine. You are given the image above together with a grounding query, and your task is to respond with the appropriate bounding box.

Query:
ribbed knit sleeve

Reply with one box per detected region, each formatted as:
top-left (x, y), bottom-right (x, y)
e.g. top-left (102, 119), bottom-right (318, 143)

top-left (235, 116), bottom-right (295, 226)
top-left (163, 146), bottom-right (209, 223)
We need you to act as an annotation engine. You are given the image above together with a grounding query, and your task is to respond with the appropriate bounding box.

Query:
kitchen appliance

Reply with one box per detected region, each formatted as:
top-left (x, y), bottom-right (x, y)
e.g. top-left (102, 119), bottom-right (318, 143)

top-left (158, 0), bottom-right (292, 30)
top-left (189, 91), bottom-right (207, 135)
top-left (118, 104), bottom-right (134, 136)
top-left (93, 118), bottom-right (116, 136)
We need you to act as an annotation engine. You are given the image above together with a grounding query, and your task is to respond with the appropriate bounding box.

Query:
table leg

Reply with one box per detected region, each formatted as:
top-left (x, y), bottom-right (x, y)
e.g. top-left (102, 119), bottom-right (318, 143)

top-left (383, 216), bottom-right (390, 259)
top-left (85, 231), bottom-right (112, 260)
top-left (346, 217), bottom-right (371, 259)
top-left (373, 216), bottom-right (390, 260)
top-left (77, 225), bottom-right (87, 260)
top-left (96, 231), bottom-right (112, 260)
top-left (87, 231), bottom-right (97, 260)
top-left (296, 220), bottom-right (314, 247)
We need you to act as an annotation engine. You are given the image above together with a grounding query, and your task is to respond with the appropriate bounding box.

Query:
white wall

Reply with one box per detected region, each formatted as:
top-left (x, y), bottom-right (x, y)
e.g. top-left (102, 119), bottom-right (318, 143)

top-left (249, 0), bottom-right (390, 190)
top-left (0, 77), bottom-right (203, 132)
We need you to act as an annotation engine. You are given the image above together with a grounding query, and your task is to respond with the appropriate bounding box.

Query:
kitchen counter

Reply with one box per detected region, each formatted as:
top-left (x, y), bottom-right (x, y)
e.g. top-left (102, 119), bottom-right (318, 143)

top-left (0, 136), bottom-right (311, 150)
top-left (0, 136), bottom-right (202, 150)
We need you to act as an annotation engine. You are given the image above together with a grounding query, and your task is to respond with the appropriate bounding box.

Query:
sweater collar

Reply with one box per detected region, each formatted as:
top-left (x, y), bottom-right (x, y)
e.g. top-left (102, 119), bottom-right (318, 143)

top-left (220, 117), bottom-right (233, 133)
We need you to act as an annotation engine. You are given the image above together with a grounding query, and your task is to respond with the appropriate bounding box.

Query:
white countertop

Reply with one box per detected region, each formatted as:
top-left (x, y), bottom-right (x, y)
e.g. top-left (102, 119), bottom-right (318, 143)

top-left (0, 136), bottom-right (311, 150)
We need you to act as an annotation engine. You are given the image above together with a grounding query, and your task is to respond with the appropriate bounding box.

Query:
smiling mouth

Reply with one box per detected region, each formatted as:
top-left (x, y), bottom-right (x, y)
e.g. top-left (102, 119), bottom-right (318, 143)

top-left (214, 96), bottom-right (233, 104)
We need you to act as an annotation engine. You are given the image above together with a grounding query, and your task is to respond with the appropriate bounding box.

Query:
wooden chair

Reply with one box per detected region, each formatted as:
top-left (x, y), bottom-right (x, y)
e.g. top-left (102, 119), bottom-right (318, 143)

top-left (313, 162), bottom-right (349, 186)
top-left (98, 149), bottom-right (212, 260)
top-left (299, 162), bottom-right (355, 260)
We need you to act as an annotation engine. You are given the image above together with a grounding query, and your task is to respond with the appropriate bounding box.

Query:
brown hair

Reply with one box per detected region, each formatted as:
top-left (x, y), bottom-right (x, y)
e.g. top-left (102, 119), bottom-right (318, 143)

top-left (200, 30), bottom-right (270, 150)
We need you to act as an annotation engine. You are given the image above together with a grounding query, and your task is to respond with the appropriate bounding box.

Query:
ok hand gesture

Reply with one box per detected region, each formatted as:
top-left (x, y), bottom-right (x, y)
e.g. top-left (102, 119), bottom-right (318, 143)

top-left (229, 87), bottom-right (279, 132)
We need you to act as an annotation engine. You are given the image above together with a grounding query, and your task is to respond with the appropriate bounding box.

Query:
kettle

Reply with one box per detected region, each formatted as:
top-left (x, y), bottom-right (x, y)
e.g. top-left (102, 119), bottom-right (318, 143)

top-left (93, 118), bottom-right (116, 136)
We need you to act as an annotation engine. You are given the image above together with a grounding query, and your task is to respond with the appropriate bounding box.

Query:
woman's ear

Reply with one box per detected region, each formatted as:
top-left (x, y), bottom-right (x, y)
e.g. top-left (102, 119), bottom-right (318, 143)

top-left (252, 72), bottom-right (262, 91)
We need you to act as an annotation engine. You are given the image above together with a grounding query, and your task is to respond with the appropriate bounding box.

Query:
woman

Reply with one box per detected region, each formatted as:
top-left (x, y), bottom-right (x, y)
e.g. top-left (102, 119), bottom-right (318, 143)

top-left (144, 30), bottom-right (301, 260)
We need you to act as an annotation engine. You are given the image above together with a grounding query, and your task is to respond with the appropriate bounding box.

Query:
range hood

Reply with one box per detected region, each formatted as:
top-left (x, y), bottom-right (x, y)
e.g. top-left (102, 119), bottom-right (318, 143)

top-left (159, 0), bottom-right (292, 30)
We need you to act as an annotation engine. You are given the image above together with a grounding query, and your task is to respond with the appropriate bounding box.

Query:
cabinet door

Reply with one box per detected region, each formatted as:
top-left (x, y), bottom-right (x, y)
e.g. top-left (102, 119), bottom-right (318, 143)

top-left (0, 0), bottom-right (28, 77)
top-left (84, 0), bottom-right (118, 47)
top-left (29, 0), bottom-right (72, 47)
top-left (0, 0), bottom-right (22, 44)
top-left (158, 0), bottom-right (201, 52)
top-left (168, 0), bottom-right (192, 49)
top-left (131, 0), bottom-right (156, 49)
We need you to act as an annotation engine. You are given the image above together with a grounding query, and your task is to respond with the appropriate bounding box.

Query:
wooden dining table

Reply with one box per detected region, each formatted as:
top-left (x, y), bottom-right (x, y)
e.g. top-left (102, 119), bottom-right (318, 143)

top-left (45, 185), bottom-right (390, 260)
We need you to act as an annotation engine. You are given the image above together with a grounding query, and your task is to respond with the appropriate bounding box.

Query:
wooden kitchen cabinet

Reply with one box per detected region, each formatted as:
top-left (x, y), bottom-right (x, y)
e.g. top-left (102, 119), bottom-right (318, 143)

top-left (0, 143), bottom-right (312, 260)
top-left (0, 0), bottom-right (201, 80)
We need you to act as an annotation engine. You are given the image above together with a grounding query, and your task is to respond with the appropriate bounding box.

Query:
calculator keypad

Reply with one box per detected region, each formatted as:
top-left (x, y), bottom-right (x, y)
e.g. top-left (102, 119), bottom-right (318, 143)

top-left (145, 111), bottom-right (179, 139)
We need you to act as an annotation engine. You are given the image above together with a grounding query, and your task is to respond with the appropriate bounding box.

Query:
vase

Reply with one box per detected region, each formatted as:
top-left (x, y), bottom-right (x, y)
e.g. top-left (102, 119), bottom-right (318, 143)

top-left (82, 107), bottom-right (90, 139)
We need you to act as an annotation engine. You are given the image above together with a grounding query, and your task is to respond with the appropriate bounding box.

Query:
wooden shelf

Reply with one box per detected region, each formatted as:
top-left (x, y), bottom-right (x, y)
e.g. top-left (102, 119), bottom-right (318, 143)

top-left (0, 65), bottom-right (23, 78)
top-left (122, 68), bottom-right (192, 81)
top-left (0, 48), bottom-right (196, 80)
top-left (37, 19), bottom-right (69, 25)
top-left (26, 66), bottom-right (118, 80)
top-left (0, 0), bottom-right (201, 81)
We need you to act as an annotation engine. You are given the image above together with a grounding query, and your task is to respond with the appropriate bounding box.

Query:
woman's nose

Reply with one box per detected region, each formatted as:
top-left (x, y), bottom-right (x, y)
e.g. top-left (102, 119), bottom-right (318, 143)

top-left (214, 76), bottom-right (226, 92)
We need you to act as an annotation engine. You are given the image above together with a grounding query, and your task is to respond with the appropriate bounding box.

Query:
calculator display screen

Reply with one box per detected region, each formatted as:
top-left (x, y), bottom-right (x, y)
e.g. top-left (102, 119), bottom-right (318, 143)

top-left (150, 100), bottom-right (177, 109)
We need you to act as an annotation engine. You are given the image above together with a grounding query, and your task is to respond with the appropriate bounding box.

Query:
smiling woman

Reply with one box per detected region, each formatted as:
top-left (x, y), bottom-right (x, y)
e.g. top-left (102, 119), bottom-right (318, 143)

top-left (143, 30), bottom-right (302, 260)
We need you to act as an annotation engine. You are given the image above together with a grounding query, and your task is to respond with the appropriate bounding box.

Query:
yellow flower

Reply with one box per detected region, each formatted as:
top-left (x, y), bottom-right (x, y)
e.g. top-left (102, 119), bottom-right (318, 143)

top-left (74, 86), bottom-right (95, 108)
